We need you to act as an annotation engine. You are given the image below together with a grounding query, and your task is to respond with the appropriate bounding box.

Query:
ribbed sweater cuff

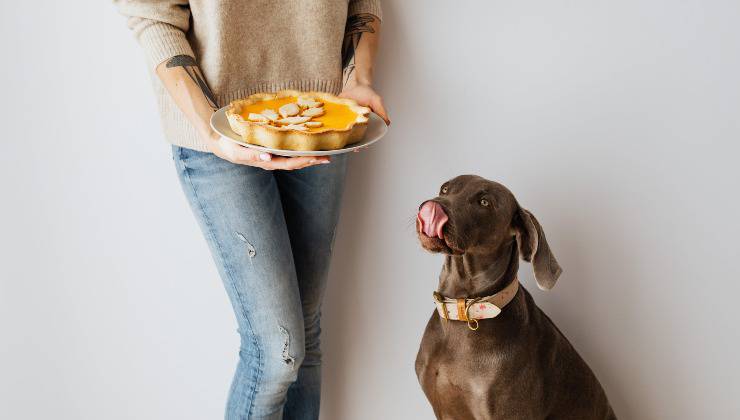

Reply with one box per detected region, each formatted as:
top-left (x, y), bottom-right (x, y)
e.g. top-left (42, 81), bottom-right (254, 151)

top-left (348, 0), bottom-right (383, 21)
top-left (136, 21), bottom-right (195, 70)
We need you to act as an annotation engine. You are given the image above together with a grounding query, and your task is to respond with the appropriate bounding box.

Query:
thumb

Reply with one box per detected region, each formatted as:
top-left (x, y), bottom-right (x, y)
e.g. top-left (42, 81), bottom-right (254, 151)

top-left (372, 97), bottom-right (390, 125)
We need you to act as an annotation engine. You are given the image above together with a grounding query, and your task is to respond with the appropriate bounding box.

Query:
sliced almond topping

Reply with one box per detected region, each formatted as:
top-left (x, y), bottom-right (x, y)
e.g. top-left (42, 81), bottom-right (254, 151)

top-left (261, 109), bottom-right (279, 121)
top-left (301, 107), bottom-right (325, 118)
top-left (304, 121), bottom-right (323, 128)
top-left (297, 96), bottom-right (323, 108)
top-left (283, 124), bottom-right (308, 131)
top-left (277, 116), bottom-right (311, 125)
top-left (247, 113), bottom-right (269, 122)
top-left (278, 103), bottom-right (300, 118)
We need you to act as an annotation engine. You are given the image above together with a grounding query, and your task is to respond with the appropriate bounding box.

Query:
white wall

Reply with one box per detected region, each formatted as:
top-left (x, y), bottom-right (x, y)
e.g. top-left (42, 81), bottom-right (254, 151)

top-left (1, 1), bottom-right (739, 419)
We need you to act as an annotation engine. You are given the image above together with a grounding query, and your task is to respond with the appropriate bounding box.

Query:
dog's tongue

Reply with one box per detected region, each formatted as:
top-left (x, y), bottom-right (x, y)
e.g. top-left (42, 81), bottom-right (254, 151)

top-left (418, 201), bottom-right (448, 239)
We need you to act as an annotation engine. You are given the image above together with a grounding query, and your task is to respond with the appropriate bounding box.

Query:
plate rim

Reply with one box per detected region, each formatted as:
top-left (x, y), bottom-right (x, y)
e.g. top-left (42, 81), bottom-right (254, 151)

top-left (210, 106), bottom-right (387, 157)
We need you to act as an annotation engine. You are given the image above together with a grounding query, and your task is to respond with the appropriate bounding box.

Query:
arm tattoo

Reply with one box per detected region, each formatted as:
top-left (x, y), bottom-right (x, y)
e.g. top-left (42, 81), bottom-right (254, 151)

top-left (342, 13), bottom-right (376, 86)
top-left (165, 55), bottom-right (219, 109)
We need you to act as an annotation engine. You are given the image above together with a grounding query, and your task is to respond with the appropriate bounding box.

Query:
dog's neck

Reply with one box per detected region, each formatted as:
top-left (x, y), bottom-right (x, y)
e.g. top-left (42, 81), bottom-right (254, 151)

top-left (437, 239), bottom-right (519, 299)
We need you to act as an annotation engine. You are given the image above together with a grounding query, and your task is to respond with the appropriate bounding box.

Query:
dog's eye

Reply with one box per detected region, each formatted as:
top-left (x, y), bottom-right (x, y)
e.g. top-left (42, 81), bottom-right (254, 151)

top-left (480, 198), bottom-right (490, 207)
top-left (441, 186), bottom-right (448, 194)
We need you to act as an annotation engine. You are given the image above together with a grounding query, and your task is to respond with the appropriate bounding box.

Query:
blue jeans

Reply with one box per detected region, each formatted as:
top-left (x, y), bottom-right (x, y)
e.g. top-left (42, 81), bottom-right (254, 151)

top-left (172, 146), bottom-right (347, 419)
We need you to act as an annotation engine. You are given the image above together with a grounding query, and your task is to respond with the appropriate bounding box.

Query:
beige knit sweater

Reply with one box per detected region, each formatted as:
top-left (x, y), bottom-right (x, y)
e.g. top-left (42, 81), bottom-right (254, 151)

top-left (115, 0), bottom-right (382, 152)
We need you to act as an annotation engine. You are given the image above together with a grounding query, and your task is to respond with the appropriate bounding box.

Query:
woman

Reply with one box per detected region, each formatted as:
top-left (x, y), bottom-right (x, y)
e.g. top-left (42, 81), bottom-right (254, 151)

top-left (114, 1), bottom-right (388, 418)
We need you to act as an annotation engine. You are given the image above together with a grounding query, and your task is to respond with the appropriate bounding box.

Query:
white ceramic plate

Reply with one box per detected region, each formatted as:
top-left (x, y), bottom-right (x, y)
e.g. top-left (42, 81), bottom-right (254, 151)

top-left (210, 106), bottom-right (388, 157)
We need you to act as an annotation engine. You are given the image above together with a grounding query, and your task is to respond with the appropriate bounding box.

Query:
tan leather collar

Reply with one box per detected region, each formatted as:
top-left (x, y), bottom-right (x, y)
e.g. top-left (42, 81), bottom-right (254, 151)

top-left (433, 278), bottom-right (520, 330)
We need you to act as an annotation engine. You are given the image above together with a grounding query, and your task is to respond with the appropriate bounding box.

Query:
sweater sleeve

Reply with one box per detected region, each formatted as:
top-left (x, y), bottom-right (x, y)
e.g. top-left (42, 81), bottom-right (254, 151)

top-left (347, 0), bottom-right (383, 20)
top-left (113, 0), bottom-right (195, 70)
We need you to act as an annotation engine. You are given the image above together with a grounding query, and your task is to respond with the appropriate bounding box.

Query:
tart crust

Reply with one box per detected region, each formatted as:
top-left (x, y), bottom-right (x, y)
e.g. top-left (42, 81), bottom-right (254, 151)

top-left (225, 90), bottom-right (371, 151)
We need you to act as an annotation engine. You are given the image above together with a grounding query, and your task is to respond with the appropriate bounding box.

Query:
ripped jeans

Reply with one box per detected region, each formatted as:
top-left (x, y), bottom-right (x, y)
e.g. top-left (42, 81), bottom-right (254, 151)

top-left (172, 146), bottom-right (347, 419)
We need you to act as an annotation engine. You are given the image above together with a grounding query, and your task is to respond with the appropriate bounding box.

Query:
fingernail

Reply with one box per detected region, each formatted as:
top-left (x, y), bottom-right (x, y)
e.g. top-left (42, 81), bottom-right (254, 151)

top-left (320, 160), bottom-right (331, 164)
top-left (309, 159), bottom-right (318, 164)
top-left (259, 153), bottom-right (271, 161)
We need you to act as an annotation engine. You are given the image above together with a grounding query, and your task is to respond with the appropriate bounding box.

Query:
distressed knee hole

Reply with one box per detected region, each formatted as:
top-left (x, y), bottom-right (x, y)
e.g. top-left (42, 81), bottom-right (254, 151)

top-left (235, 232), bottom-right (256, 258)
top-left (278, 326), bottom-right (296, 367)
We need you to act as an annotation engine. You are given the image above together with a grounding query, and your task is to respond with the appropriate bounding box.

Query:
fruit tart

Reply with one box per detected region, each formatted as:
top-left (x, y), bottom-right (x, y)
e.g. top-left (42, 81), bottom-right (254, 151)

top-left (225, 90), bottom-right (371, 151)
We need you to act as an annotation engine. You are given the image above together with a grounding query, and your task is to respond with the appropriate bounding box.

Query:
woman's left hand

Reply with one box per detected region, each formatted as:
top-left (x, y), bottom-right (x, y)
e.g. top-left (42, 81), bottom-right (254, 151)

top-left (340, 82), bottom-right (390, 125)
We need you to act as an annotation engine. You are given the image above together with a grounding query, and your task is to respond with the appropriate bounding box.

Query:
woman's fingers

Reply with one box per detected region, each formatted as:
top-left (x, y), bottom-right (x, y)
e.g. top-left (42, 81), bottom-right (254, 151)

top-left (245, 150), bottom-right (330, 170)
top-left (371, 95), bottom-right (391, 125)
top-left (338, 84), bottom-right (391, 126)
top-left (213, 134), bottom-right (330, 170)
top-left (265, 156), bottom-right (330, 170)
top-left (227, 143), bottom-right (272, 164)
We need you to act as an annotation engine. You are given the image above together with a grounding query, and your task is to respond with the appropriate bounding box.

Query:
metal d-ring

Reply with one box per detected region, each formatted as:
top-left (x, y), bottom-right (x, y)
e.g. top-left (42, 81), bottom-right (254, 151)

top-left (465, 299), bottom-right (480, 331)
top-left (467, 318), bottom-right (479, 331)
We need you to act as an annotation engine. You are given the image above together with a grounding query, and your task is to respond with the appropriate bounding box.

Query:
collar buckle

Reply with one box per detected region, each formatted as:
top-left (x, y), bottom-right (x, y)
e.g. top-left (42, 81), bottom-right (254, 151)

top-left (432, 278), bottom-right (520, 331)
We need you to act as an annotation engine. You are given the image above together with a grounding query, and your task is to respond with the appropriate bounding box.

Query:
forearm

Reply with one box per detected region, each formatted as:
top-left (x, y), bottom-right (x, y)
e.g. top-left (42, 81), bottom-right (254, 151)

top-left (342, 13), bottom-right (381, 87)
top-left (155, 55), bottom-right (219, 140)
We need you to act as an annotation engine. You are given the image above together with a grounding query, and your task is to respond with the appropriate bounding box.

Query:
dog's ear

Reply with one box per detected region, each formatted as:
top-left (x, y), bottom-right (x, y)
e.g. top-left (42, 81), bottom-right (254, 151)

top-left (513, 207), bottom-right (563, 290)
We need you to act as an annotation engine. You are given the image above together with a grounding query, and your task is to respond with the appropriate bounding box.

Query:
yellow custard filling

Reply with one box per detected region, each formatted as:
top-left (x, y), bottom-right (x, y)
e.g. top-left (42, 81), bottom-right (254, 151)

top-left (239, 97), bottom-right (358, 132)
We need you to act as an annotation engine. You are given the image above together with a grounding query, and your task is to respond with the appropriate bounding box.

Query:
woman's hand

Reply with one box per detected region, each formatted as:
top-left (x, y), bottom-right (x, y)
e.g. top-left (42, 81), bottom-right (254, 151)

top-left (204, 131), bottom-right (330, 170)
top-left (155, 60), bottom-right (329, 171)
top-left (340, 82), bottom-right (390, 125)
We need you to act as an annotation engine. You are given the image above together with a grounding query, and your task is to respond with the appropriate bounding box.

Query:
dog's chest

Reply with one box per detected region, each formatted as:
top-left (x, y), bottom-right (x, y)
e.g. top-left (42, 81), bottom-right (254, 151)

top-left (418, 334), bottom-right (505, 409)
top-left (430, 351), bottom-right (499, 384)
top-left (416, 318), bottom-right (544, 419)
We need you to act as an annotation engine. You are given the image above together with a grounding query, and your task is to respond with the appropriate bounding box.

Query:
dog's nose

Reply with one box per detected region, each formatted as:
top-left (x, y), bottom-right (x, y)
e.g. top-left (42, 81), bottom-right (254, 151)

top-left (418, 201), bottom-right (448, 239)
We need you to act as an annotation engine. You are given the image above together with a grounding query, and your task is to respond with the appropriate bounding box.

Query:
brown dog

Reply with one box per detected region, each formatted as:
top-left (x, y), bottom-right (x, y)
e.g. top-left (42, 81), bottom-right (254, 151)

top-left (415, 175), bottom-right (616, 420)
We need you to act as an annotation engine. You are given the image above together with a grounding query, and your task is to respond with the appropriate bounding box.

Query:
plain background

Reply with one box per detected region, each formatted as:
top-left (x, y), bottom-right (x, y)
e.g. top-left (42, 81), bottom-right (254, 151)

top-left (1, 1), bottom-right (739, 419)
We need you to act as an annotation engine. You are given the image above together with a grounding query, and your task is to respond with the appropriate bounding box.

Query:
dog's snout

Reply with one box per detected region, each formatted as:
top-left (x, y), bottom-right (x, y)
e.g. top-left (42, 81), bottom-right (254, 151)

top-left (417, 201), bottom-right (448, 239)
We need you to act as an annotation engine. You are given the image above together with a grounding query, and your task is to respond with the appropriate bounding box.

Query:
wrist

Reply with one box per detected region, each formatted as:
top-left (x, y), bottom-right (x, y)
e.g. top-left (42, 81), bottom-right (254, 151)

top-left (355, 74), bottom-right (373, 86)
top-left (198, 127), bottom-right (218, 140)
top-left (200, 128), bottom-right (221, 151)
top-left (344, 66), bottom-right (373, 89)
top-left (197, 112), bottom-right (220, 140)
top-left (344, 77), bottom-right (372, 90)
